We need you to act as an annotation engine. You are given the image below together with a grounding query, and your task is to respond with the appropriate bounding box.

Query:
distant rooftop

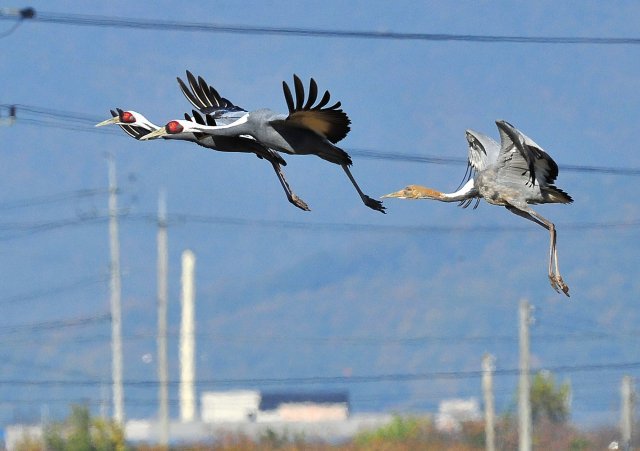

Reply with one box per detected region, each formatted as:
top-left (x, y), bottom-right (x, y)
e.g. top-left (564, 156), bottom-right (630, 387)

top-left (259, 391), bottom-right (349, 411)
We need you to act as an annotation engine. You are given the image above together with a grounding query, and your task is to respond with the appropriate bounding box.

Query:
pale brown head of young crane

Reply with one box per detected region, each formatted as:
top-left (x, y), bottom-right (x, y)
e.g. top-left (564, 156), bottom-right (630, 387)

top-left (382, 185), bottom-right (447, 201)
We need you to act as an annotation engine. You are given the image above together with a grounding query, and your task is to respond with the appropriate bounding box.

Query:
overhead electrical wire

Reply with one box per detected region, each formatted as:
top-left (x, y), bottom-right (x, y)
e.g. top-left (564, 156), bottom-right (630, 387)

top-left (1, 360), bottom-right (639, 388)
top-left (0, 313), bottom-right (110, 334)
top-left (0, 187), bottom-right (108, 211)
top-left (0, 273), bottom-right (109, 305)
top-left (0, 15), bottom-right (21, 38)
top-left (0, 6), bottom-right (32, 38)
top-left (0, 215), bottom-right (108, 241)
top-left (6, 329), bottom-right (633, 348)
top-left (351, 148), bottom-right (640, 176)
top-left (0, 213), bottom-right (638, 244)
top-left (0, 212), bottom-right (638, 244)
top-left (4, 103), bottom-right (640, 177)
top-left (0, 8), bottom-right (639, 45)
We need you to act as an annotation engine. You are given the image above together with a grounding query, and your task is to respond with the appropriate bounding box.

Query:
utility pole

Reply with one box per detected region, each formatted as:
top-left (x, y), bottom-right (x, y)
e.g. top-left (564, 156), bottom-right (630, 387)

top-left (518, 299), bottom-right (532, 451)
top-left (482, 353), bottom-right (496, 451)
top-left (180, 250), bottom-right (196, 422)
top-left (107, 155), bottom-right (124, 425)
top-left (621, 375), bottom-right (635, 451)
top-left (157, 190), bottom-right (169, 447)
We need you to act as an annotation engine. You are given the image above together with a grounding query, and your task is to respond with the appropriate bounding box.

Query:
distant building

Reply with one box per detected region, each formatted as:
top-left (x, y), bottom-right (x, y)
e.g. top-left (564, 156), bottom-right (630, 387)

top-left (201, 390), bottom-right (260, 422)
top-left (258, 392), bottom-right (349, 422)
top-left (199, 390), bottom-right (349, 423)
top-left (6, 390), bottom-right (389, 447)
top-left (435, 398), bottom-right (481, 432)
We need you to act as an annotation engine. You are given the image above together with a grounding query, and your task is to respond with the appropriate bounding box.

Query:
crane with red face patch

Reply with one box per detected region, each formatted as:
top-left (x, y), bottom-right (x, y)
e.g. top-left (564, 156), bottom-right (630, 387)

top-left (96, 108), bottom-right (310, 211)
top-left (142, 72), bottom-right (385, 213)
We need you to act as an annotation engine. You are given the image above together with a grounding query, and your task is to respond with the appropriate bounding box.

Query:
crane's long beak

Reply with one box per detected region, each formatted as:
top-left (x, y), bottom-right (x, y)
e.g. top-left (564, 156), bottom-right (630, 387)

top-left (139, 128), bottom-right (167, 141)
top-left (95, 117), bottom-right (120, 127)
top-left (381, 189), bottom-right (407, 199)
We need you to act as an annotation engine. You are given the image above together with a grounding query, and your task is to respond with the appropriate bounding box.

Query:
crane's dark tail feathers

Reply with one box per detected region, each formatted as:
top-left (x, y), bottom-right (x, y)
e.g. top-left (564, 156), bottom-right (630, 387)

top-left (543, 186), bottom-right (573, 204)
top-left (315, 144), bottom-right (353, 166)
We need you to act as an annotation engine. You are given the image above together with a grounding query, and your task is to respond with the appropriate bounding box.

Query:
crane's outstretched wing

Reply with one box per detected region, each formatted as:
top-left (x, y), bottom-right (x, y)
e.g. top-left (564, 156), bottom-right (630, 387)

top-left (456, 128), bottom-right (501, 197)
top-left (465, 129), bottom-right (500, 173)
top-left (495, 120), bottom-right (562, 189)
top-left (280, 75), bottom-right (351, 144)
top-left (177, 71), bottom-right (247, 125)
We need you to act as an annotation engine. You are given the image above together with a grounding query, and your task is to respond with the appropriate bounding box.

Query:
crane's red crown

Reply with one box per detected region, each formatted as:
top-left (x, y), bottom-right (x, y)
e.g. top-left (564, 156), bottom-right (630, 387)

top-left (166, 121), bottom-right (183, 134)
top-left (120, 111), bottom-right (135, 124)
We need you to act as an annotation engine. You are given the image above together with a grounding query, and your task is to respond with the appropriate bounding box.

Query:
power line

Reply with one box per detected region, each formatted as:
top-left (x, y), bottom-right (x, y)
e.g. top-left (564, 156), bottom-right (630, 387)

top-left (7, 104), bottom-right (103, 124)
top-left (136, 212), bottom-right (640, 233)
top-left (0, 16), bottom-right (21, 38)
top-left (12, 117), bottom-right (120, 135)
top-left (0, 188), bottom-right (108, 211)
top-left (350, 148), bottom-right (640, 176)
top-left (5, 327), bottom-right (637, 348)
top-left (1, 360), bottom-right (639, 388)
top-left (0, 313), bottom-right (110, 335)
top-left (0, 274), bottom-right (109, 306)
top-left (0, 7), bottom-right (32, 39)
top-left (1, 9), bottom-right (639, 45)
top-left (7, 103), bottom-right (640, 177)
top-left (0, 212), bottom-right (638, 244)
top-left (0, 215), bottom-right (108, 241)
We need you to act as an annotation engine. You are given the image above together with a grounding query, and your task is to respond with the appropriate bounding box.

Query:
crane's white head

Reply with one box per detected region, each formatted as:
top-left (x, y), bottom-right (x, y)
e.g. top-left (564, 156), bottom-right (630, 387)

top-left (95, 109), bottom-right (156, 130)
top-left (139, 119), bottom-right (202, 140)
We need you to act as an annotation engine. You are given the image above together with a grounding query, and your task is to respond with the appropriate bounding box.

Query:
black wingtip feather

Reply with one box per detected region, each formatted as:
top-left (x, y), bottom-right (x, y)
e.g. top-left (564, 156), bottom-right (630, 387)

top-left (314, 90), bottom-right (331, 109)
top-left (303, 78), bottom-right (318, 110)
top-left (293, 75), bottom-right (305, 111)
top-left (283, 81), bottom-right (294, 113)
top-left (205, 115), bottom-right (214, 126)
top-left (178, 76), bottom-right (204, 110)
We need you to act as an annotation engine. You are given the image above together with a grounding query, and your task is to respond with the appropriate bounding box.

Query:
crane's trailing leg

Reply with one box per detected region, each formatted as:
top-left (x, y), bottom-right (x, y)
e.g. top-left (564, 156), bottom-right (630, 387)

top-left (548, 223), bottom-right (569, 296)
top-left (341, 164), bottom-right (386, 213)
top-left (506, 206), bottom-right (569, 297)
top-left (270, 162), bottom-right (310, 211)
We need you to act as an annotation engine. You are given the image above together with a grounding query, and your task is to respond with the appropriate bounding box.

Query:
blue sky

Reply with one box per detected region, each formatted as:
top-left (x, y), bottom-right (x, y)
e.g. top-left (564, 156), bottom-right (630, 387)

top-left (1, 1), bottom-right (639, 427)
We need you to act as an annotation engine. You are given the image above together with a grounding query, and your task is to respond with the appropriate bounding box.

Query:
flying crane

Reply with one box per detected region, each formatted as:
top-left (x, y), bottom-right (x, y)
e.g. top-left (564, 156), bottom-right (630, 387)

top-left (96, 105), bottom-right (310, 211)
top-left (143, 72), bottom-right (385, 213)
top-left (383, 120), bottom-right (572, 296)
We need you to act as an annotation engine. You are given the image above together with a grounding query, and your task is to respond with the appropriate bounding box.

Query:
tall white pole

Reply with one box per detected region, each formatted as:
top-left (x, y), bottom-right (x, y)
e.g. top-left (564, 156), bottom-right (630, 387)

top-left (621, 375), bottom-right (635, 451)
top-left (108, 155), bottom-right (124, 425)
top-left (157, 190), bottom-right (169, 446)
top-left (518, 299), bottom-right (532, 451)
top-left (180, 250), bottom-right (196, 422)
top-left (482, 353), bottom-right (496, 451)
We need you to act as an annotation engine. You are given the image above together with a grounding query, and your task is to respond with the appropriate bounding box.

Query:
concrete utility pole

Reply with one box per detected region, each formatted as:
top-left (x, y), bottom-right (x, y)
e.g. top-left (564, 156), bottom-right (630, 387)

top-left (482, 353), bottom-right (496, 451)
top-left (518, 299), bottom-right (532, 451)
top-left (157, 190), bottom-right (169, 447)
top-left (180, 250), bottom-right (196, 422)
top-left (621, 375), bottom-right (635, 451)
top-left (107, 155), bottom-right (124, 424)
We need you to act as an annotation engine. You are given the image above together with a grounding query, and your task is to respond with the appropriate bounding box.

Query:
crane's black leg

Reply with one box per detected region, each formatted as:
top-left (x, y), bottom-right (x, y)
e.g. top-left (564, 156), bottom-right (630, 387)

top-left (506, 205), bottom-right (569, 297)
top-left (270, 161), bottom-right (310, 211)
top-left (341, 164), bottom-right (386, 213)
